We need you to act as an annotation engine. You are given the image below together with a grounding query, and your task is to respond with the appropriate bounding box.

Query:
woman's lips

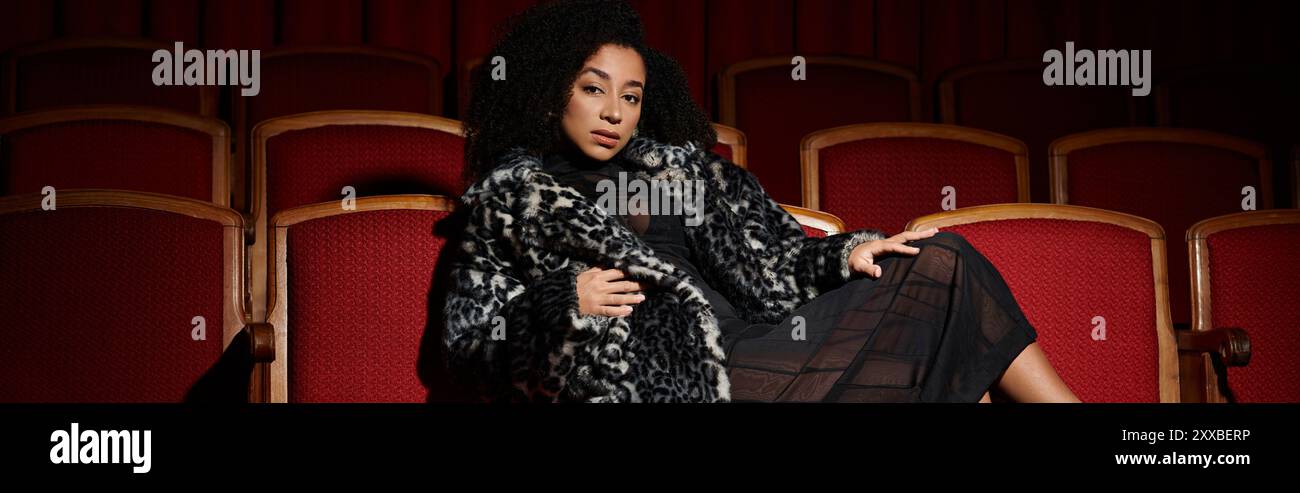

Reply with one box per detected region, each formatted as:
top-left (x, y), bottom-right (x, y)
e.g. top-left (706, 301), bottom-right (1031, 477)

top-left (591, 130), bottom-right (620, 148)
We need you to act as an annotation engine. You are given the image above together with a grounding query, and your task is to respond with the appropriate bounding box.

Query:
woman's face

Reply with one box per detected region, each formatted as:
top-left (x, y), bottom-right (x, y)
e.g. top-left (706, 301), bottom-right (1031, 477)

top-left (561, 44), bottom-right (645, 161)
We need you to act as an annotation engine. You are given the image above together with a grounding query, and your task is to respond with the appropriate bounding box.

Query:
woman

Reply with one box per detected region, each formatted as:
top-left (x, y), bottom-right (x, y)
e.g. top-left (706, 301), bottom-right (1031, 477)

top-left (444, 0), bottom-right (1079, 403)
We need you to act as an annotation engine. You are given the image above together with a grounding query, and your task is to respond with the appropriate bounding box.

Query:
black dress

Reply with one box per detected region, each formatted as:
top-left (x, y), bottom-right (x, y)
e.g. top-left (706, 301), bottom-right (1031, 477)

top-left (542, 149), bottom-right (1038, 403)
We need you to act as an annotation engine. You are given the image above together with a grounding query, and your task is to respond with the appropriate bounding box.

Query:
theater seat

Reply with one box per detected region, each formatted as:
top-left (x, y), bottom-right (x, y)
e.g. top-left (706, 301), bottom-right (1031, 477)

top-left (712, 122), bottom-right (747, 169)
top-left (720, 56), bottom-right (922, 204)
top-left (264, 195), bottom-right (460, 403)
top-left (1050, 128), bottom-right (1272, 328)
top-left (803, 123), bottom-right (1028, 234)
top-left (780, 203), bottom-right (844, 237)
top-left (907, 204), bottom-right (1249, 402)
top-left (247, 110), bottom-right (465, 320)
top-left (2, 38), bottom-right (217, 116)
top-left (0, 106), bottom-right (231, 204)
top-left (0, 190), bottom-right (267, 402)
top-left (232, 46), bottom-right (443, 211)
top-left (1187, 210), bottom-right (1300, 402)
top-left (939, 59), bottom-right (1136, 202)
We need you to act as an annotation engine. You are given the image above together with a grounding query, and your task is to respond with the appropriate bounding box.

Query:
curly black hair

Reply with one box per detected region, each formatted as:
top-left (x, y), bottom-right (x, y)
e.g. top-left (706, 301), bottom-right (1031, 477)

top-left (461, 0), bottom-right (716, 183)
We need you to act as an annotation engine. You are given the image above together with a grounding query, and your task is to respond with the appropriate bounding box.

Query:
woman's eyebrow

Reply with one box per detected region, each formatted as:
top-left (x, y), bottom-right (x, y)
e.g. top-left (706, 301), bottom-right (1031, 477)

top-left (580, 67), bottom-right (644, 89)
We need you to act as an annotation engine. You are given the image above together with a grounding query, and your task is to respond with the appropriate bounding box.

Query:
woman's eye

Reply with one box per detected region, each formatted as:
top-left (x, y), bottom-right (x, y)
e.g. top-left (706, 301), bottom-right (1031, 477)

top-left (583, 85), bottom-right (602, 95)
top-left (623, 94), bottom-right (641, 104)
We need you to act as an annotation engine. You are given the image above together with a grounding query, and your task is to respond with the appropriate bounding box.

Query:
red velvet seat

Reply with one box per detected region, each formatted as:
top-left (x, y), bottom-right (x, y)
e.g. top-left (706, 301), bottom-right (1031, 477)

top-left (939, 60), bottom-right (1136, 203)
top-left (0, 190), bottom-right (250, 402)
top-left (803, 123), bottom-right (1028, 234)
top-left (907, 204), bottom-right (1234, 402)
top-left (233, 46), bottom-right (443, 211)
top-left (265, 195), bottom-right (459, 403)
top-left (1188, 210), bottom-right (1300, 402)
top-left (237, 45), bottom-right (440, 131)
top-left (247, 110), bottom-right (465, 320)
top-left (3, 38), bottom-right (217, 116)
top-left (0, 106), bottom-right (231, 205)
top-left (1050, 128), bottom-right (1272, 328)
top-left (720, 56), bottom-right (921, 204)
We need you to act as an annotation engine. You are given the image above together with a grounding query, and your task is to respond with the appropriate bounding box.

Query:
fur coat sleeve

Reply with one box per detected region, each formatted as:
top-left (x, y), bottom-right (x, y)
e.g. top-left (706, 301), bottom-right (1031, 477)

top-left (684, 151), bottom-right (888, 325)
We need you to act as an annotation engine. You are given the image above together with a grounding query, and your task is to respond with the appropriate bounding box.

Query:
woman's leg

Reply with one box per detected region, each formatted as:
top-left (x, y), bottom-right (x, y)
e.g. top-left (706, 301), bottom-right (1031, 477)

top-left (993, 342), bottom-right (1081, 403)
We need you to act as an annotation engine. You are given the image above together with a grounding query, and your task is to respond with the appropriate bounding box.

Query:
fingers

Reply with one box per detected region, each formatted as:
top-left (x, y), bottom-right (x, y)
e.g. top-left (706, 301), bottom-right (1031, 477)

top-left (889, 227), bottom-right (939, 243)
top-left (593, 268), bottom-right (626, 281)
top-left (605, 292), bottom-right (646, 306)
top-left (875, 241), bottom-right (922, 256)
top-left (597, 304), bottom-right (635, 317)
top-left (597, 280), bottom-right (643, 294)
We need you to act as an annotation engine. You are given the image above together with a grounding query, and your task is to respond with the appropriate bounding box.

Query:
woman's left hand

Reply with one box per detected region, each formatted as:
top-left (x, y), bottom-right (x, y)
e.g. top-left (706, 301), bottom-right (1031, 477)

top-left (848, 228), bottom-right (940, 278)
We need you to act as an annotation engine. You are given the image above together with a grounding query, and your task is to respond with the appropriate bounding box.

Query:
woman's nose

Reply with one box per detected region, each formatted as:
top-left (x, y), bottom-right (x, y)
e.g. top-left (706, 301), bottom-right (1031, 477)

top-left (601, 99), bottom-right (622, 123)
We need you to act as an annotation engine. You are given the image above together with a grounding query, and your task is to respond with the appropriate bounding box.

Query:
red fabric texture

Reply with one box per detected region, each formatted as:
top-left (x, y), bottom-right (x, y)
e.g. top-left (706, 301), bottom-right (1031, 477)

top-left (944, 218), bottom-right (1162, 402)
top-left (732, 63), bottom-right (917, 204)
top-left (264, 124), bottom-right (465, 218)
top-left (247, 51), bottom-right (437, 126)
top-left (12, 46), bottom-right (207, 114)
top-left (710, 142), bottom-right (733, 163)
top-left (1066, 141), bottom-right (1262, 326)
top-left (1206, 223), bottom-right (1300, 402)
top-left (818, 137), bottom-right (1020, 234)
top-left (3, 119), bottom-right (213, 201)
top-left (800, 223), bottom-right (828, 237)
top-left (0, 207), bottom-right (226, 402)
top-left (285, 209), bottom-right (452, 403)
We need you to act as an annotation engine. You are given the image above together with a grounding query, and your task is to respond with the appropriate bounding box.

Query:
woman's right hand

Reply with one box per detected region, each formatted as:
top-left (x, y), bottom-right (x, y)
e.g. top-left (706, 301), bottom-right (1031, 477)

top-left (576, 267), bottom-right (646, 317)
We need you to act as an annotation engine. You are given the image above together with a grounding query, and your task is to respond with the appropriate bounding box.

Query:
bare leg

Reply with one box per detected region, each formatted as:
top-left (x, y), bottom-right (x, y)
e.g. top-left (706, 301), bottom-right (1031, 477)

top-left (978, 391), bottom-right (992, 403)
top-left (994, 342), bottom-right (1081, 403)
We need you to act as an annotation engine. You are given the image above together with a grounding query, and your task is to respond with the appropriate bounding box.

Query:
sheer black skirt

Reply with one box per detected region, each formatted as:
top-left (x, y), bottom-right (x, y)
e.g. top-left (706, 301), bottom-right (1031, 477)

top-left (714, 231), bottom-right (1038, 402)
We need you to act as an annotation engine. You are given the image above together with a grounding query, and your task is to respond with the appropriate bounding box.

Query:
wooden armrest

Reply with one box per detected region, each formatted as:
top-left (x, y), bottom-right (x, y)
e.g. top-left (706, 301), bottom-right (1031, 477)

top-left (246, 323), bottom-right (275, 363)
top-left (1177, 327), bottom-right (1251, 367)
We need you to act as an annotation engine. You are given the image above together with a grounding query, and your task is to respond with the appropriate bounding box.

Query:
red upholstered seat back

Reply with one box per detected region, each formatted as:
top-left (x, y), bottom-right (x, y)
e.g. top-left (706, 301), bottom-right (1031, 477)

top-left (929, 215), bottom-right (1165, 402)
top-left (711, 142), bottom-right (734, 163)
top-left (282, 206), bottom-right (454, 403)
top-left (941, 61), bottom-right (1133, 202)
top-left (800, 224), bottom-right (827, 238)
top-left (3, 115), bottom-right (217, 202)
top-left (263, 123), bottom-right (464, 219)
top-left (1059, 137), bottom-right (1266, 327)
top-left (10, 43), bottom-right (210, 115)
top-left (0, 204), bottom-right (227, 402)
top-left (816, 135), bottom-right (1022, 234)
top-left (1202, 221), bottom-right (1300, 402)
top-left (725, 59), bottom-right (919, 204)
top-left (246, 50), bottom-right (438, 127)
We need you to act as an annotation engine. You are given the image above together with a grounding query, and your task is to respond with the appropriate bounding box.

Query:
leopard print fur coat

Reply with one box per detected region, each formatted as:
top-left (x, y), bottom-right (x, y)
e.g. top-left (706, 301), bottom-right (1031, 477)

top-left (443, 136), bottom-right (886, 402)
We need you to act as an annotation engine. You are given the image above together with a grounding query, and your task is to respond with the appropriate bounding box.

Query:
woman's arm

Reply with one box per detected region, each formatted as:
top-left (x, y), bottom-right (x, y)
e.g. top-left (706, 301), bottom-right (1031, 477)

top-left (442, 203), bottom-right (616, 402)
